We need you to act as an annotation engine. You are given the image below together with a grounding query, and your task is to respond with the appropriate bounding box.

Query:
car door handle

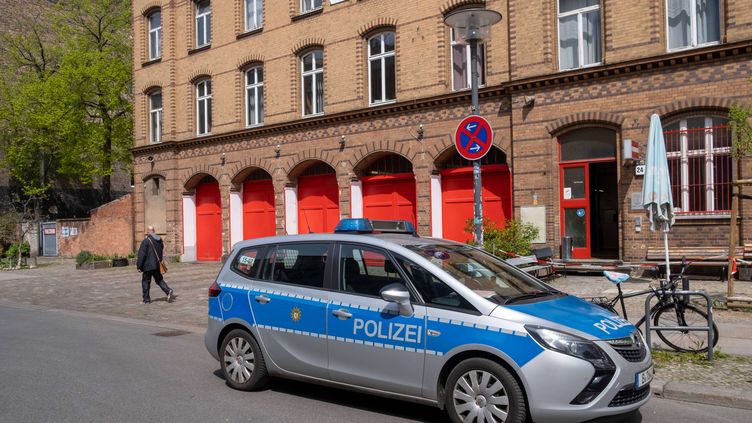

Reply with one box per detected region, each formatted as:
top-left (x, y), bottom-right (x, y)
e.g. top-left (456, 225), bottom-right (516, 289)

top-left (332, 309), bottom-right (352, 320)
top-left (254, 295), bottom-right (271, 304)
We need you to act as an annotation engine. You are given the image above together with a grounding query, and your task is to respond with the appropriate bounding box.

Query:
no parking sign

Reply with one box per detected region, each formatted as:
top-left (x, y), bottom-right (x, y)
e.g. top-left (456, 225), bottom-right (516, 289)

top-left (454, 115), bottom-right (494, 160)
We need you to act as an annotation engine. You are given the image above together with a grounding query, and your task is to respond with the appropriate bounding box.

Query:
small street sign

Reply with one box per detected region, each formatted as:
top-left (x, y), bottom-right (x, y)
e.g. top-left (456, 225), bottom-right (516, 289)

top-left (454, 115), bottom-right (494, 160)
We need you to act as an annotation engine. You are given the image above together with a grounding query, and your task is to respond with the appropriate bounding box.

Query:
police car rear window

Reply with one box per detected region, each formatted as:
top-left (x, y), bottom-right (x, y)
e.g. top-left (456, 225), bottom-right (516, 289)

top-left (232, 248), bottom-right (263, 279)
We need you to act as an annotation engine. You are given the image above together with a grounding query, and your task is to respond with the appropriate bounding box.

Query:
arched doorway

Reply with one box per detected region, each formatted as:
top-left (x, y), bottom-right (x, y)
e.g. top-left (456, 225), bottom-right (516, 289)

top-left (195, 176), bottom-right (222, 261)
top-left (358, 153), bottom-right (416, 225)
top-left (296, 161), bottom-right (339, 234)
top-left (558, 127), bottom-right (618, 259)
top-left (241, 170), bottom-right (276, 240)
top-left (437, 147), bottom-right (511, 243)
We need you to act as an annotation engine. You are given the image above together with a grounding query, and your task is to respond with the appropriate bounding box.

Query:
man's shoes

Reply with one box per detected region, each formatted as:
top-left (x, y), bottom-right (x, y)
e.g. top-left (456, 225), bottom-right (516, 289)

top-left (166, 289), bottom-right (174, 303)
top-left (141, 300), bottom-right (151, 304)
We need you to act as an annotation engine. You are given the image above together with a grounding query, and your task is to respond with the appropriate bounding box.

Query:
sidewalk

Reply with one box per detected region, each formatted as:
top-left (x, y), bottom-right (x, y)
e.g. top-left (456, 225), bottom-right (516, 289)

top-left (1, 261), bottom-right (751, 409)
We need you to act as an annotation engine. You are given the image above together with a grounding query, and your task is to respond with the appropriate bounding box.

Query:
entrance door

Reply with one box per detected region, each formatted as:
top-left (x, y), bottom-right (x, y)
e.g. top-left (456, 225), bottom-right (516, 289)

top-left (441, 164), bottom-right (512, 243)
top-left (298, 173), bottom-right (339, 234)
top-left (196, 181), bottom-right (222, 261)
top-left (361, 173), bottom-right (416, 225)
top-left (242, 179), bottom-right (276, 239)
top-left (560, 164), bottom-right (590, 259)
top-left (41, 222), bottom-right (57, 256)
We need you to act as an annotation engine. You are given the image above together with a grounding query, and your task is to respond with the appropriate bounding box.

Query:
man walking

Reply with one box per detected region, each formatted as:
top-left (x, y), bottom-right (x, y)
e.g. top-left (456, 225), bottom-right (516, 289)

top-left (137, 226), bottom-right (174, 304)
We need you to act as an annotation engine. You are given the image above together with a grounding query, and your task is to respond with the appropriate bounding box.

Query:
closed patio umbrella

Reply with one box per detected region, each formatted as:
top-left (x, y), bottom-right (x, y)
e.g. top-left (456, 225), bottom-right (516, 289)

top-left (642, 113), bottom-right (675, 282)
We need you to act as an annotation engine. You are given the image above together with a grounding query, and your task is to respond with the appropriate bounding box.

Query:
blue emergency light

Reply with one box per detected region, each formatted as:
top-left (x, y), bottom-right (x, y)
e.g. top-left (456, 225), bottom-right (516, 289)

top-left (334, 218), bottom-right (374, 233)
top-left (334, 218), bottom-right (417, 236)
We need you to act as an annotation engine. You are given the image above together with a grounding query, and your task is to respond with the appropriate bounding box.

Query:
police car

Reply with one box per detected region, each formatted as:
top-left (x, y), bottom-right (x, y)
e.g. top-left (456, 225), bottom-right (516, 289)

top-left (205, 219), bottom-right (652, 423)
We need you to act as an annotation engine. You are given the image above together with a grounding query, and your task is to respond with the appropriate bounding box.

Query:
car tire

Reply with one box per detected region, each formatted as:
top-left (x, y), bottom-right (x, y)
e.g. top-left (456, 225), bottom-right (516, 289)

top-left (220, 329), bottom-right (269, 391)
top-left (445, 358), bottom-right (526, 423)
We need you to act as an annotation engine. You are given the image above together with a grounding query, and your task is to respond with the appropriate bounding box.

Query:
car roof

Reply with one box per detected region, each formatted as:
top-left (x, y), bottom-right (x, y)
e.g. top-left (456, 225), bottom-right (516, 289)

top-left (231, 233), bottom-right (468, 251)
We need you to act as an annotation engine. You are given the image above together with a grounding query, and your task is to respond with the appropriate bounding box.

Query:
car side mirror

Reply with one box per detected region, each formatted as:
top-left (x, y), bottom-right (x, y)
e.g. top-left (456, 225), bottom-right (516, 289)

top-left (380, 283), bottom-right (414, 317)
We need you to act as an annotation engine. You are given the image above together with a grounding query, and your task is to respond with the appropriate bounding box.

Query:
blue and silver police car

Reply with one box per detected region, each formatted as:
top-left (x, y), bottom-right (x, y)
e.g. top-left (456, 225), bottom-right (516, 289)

top-left (205, 219), bottom-right (652, 423)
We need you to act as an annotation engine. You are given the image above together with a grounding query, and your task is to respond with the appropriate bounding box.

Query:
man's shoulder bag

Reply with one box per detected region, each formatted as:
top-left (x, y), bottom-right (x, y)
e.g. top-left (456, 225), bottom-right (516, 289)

top-left (146, 236), bottom-right (168, 274)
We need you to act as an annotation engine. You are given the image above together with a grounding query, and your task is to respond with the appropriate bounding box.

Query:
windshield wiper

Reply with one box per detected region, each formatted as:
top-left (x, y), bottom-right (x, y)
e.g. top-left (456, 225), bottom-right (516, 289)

top-left (503, 291), bottom-right (558, 305)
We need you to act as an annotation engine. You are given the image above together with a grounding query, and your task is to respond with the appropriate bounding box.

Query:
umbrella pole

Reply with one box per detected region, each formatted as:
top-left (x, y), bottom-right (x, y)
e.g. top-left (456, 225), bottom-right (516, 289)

top-left (663, 226), bottom-right (671, 285)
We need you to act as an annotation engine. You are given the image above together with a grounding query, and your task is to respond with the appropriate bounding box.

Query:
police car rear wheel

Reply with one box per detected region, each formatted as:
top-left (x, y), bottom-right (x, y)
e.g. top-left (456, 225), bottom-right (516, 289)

top-left (220, 329), bottom-right (269, 391)
top-left (446, 358), bottom-right (525, 423)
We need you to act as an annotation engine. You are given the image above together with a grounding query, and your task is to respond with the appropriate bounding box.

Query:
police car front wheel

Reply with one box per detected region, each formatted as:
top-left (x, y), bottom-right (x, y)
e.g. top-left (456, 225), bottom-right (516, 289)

top-left (220, 329), bottom-right (269, 391)
top-left (445, 358), bottom-right (526, 423)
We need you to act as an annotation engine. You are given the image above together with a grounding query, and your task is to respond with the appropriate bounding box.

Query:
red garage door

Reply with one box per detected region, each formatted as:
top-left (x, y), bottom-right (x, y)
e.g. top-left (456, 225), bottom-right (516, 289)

top-left (196, 180), bottom-right (222, 261)
top-left (362, 173), bottom-right (416, 225)
top-left (242, 179), bottom-right (276, 239)
top-left (298, 173), bottom-right (339, 234)
top-left (441, 164), bottom-right (511, 243)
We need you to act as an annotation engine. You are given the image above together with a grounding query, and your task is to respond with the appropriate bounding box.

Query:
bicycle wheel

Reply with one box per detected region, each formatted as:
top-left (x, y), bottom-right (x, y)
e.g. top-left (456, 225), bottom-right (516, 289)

top-left (653, 303), bottom-right (719, 353)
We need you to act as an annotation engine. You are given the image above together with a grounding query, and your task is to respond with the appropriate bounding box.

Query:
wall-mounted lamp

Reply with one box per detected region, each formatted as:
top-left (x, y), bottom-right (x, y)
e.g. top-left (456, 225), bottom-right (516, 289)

top-left (220, 152), bottom-right (226, 166)
top-left (274, 144), bottom-right (281, 158)
top-left (411, 124), bottom-right (424, 142)
top-left (523, 95), bottom-right (535, 108)
top-left (147, 155), bottom-right (155, 163)
top-left (339, 135), bottom-right (346, 150)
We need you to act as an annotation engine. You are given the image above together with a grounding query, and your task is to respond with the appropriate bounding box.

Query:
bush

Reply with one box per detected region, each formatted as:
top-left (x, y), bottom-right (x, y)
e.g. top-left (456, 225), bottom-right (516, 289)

top-left (4, 242), bottom-right (30, 259)
top-left (466, 218), bottom-right (540, 259)
top-left (76, 251), bottom-right (93, 266)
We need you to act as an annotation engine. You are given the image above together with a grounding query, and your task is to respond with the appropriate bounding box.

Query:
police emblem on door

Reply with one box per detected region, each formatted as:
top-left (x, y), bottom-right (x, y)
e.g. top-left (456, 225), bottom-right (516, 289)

top-left (290, 307), bottom-right (302, 323)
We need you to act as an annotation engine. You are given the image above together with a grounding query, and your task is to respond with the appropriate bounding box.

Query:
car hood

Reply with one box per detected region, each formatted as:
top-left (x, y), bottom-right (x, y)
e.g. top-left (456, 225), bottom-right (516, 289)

top-left (504, 294), bottom-right (635, 340)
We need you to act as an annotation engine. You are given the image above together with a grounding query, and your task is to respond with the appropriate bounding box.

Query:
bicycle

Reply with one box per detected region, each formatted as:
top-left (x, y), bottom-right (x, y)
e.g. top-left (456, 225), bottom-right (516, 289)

top-left (590, 258), bottom-right (719, 353)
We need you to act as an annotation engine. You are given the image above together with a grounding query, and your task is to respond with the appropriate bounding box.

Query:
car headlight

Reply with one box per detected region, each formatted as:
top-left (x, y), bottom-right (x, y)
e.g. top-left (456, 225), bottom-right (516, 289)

top-left (526, 326), bottom-right (615, 370)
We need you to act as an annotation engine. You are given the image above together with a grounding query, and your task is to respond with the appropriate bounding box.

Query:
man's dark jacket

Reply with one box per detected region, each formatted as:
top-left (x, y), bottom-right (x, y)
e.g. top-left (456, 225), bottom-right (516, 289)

top-left (137, 234), bottom-right (163, 272)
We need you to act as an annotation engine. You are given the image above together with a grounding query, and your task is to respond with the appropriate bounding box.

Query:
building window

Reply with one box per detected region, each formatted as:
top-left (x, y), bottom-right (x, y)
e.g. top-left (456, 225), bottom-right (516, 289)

top-left (451, 29), bottom-right (485, 91)
top-left (245, 0), bottom-right (263, 31)
top-left (147, 10), bottom-right (162, 60)
top-left (245, 66), bottom-right (264, 127)
top-left (301, 0), bottom-right (322, 14)
top-left (301, 50), bottom-right (324, 116)
top-left (195, 0), bottom-right (211, 47)
top-left (368, 32), bottom-right (396, 105)
top-left (558, 0), bottom-right (601, 70)
top-left (196, 79), bottom-right (212, 135)
top-left (666, 0), bottom-right (720, 51)
top-left (149, 91), bottom-right (162, 143)
top-left (664, 116), bottom-right (731, 214)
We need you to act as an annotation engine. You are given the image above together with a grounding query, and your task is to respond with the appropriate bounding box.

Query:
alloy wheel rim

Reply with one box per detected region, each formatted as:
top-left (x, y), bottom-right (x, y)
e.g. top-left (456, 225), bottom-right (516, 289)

top-left (453, 370), bottom-right (510, 423)
top-left (223, 337), bottom-right (255, 383)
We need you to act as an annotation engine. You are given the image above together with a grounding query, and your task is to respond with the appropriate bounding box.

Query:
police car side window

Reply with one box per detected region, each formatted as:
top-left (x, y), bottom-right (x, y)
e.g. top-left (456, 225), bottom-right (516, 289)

top-left (232, 248), bottom-right (262, 279)
top-left (340, 244), bottom-right (406, 297)
top-left (397, 256), bottom-right (477, 313)
top-left (267, 243), bottom-right (329, 288)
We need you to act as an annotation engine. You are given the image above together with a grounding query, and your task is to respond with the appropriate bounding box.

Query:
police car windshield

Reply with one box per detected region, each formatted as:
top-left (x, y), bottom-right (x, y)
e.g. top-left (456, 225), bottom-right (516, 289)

top-left (405, 244), bottom-right (557, 305)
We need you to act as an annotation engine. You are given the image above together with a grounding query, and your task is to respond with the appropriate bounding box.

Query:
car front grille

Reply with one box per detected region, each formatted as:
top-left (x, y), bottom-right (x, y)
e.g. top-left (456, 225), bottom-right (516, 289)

top-left (606, 332), bottom-right (647, 363)
top-left (608, 385), bottom-right (651, 407)
top-left (613, 345), bottom-right (647, 362)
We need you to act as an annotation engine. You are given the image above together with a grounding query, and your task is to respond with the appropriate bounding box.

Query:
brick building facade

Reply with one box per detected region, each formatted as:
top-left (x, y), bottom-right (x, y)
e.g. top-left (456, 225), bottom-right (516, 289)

top-left (131, 0), bottom-right (752, 262)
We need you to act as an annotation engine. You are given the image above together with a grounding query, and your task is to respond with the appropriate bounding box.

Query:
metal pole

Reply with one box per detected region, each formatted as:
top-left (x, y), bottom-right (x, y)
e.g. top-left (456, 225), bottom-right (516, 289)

top-left (470, 38), bottom-right (483, 245)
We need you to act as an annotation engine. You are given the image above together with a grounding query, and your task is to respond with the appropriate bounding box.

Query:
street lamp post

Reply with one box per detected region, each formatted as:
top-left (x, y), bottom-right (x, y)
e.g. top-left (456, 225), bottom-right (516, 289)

top-left (444, 8), bottom-right (502, 246)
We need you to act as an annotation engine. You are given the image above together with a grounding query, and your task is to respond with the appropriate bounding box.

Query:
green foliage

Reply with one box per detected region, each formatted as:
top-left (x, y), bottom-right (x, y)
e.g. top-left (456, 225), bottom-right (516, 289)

top-left (127, 251), bottom-right (136, 259)
top-left (730, 104), bottom-right (752, 159)
top-left (76, 251), bottom-right (94, 266)
top-left (465, 218), bottom-right (540, 258)
top-left (5, 242), bottom-right (30, 259)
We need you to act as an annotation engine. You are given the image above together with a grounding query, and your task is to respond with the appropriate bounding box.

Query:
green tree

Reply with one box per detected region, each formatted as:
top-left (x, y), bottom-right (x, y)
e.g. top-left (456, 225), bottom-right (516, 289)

top-left (465, 218), bottom-right (540, 258)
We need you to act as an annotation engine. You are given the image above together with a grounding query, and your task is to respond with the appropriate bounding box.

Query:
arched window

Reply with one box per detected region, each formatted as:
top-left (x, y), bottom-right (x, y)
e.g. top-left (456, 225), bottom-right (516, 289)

top-left (664, 115), bottom-right (731, 213)
top-left (368, 32), bottom-right (396, 105)
top-left (245, 0), bottom-right (263, 31)
top-left (245, 66), bottom-right (264, 126)
top-left (147, 10), bottom-right (162, 60)
top-left (195, 79), bottom-right (212, 135)
top-left (195, 0), bottom-right (211, 47)
top-left (301, 50), bottom-right (324, 116)
top-left (148, 90), bottom-right (162, 143)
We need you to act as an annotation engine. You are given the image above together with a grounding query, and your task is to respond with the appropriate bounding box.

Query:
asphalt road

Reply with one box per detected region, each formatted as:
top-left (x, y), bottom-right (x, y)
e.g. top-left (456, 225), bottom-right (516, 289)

top-left (1, 305), bottom-right (750, 423)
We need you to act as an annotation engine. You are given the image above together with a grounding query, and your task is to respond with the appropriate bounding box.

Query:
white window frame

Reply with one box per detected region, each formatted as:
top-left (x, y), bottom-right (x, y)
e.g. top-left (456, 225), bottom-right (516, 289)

top-left (147, 11), bottom-right (162, 60)
top-left (195, 0), bottom-right (211, 48)
top-left (557, 0), bottom-right (601, 71)
top-left (367, 32), bottom-right (396, 106)
top-left (666, 116), bottom-right (731, 213)
top-left (245, 66), bottom-right (264, 127)
top-left (450, 29), bottom-right (485, 92)
top-left (149, 91), bottom-right (162, 144)
top-left (665, 0), bottom-right (721, 52)
top-left (301, 0), bottom-right (322, 14)
top-left (301, 50), bottom-right (324, 117)
top-left (196, 79), bottom-right (212, 136)
top-left (245, 0), bottom-right (263, 32)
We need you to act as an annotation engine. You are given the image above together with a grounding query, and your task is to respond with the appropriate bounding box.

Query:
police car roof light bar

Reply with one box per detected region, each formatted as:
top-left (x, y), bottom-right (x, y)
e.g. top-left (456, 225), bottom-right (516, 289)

top-left (334, 218), bottom-right (374, 234)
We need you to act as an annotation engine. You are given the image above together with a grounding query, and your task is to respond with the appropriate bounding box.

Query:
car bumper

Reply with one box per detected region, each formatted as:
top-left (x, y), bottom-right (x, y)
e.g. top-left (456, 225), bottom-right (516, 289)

top-left (204, 316), bottom-right (222, 361)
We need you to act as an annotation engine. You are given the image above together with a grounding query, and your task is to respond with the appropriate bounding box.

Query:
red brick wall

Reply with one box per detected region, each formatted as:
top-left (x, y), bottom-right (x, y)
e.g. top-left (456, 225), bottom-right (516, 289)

top-left (57, 194), bottom-right (135, 258)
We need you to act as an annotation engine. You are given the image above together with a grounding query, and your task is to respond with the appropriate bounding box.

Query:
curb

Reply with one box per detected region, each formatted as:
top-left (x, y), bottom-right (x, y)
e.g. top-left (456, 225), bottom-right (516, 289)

top-left (652, 378), bottom-right (752, 410)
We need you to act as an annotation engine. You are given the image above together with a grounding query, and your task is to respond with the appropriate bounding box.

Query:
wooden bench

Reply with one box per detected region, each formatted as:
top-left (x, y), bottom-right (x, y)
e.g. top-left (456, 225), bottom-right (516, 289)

top-left (506, 252), bottom-right (555, 280)
top-left (645, 247), bottom-right (738, 281)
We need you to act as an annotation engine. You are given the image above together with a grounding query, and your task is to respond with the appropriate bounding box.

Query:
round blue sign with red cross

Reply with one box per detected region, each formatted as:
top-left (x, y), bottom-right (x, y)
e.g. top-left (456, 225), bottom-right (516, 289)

top-left (454, 115), bottom-right (494, 160)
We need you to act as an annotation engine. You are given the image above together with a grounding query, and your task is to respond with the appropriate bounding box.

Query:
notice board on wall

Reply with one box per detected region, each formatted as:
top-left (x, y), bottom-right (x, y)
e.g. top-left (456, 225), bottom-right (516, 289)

top-left (520, 206), bottom-right (546, 244)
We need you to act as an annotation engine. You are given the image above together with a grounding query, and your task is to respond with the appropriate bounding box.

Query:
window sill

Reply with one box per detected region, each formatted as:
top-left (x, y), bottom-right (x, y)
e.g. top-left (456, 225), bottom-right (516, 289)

top-left (667, 41), bottom-right (720, 54)
top-left (245, 122), bottom-right (264, 129)
top-left (292, 7), bottom-right (323, 22)
top-left (452, 85), bottom-right (487, 93)
top-left (369, 99), bottom-right (396, 107)
top-left (673, 213), bottom-right (733, 224)
top-left (196, 132), bottom-right (212, 137)
top-left (302, 112), bottom-right (324, 119)
top-left (142, 57), bottom-right (162, 67)
top-left (188, 44), bottom-right (211, 55)
top-left (559, 62), bottom-right (602, 72)
top-left (237, 27), bottom-right (263, 40)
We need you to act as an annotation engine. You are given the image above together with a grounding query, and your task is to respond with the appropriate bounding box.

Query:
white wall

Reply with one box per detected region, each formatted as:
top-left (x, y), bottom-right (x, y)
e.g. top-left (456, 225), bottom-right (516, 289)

top-left (350, 180), bottom-right (363, 218)
top-left (284, 186), bottom-right (298, 235)
top-left (430, 174), bottom-right (443, 238)
top-left (181, 194), bottom-right (197, 262)
top-left (229, 190), bottom-right (243, 249)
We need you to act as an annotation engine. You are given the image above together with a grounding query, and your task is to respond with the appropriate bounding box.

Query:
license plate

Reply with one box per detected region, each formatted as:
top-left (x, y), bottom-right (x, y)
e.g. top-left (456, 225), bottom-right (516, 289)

top-left (635, 366), bottom-right (654, 389)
